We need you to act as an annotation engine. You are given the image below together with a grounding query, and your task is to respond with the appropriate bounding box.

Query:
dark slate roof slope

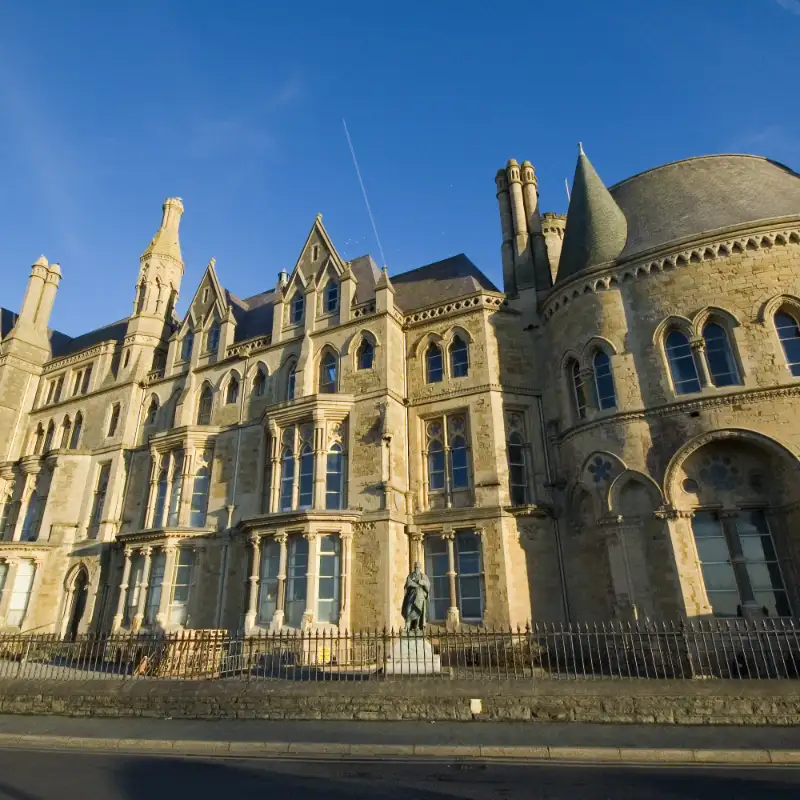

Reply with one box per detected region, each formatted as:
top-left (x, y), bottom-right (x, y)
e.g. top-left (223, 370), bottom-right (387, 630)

top-left (51, 318), bottom-right (129, 358)
top-left (229, 289), bottom-right (276, 343)
top-left (391, 254), bottom-right (499, 312)
top-left (348, 254), bottom-right (381, 304)
top-left (609, 154), bottom-right (800, 262)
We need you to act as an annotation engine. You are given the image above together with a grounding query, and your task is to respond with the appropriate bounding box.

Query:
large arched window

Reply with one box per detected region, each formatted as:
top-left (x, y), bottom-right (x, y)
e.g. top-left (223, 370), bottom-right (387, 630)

top-left (69, 413), bottom-right (83, 449)
top-left (449, 435), bottom-right (469, 489)
top-left (592, 351), bottom-right (617, 410)
top-left (197, 385), bottom-right (213, 425)
top-left (286, 362), bottom-right (297, 401)
top-left (775, 311), bottom-right (800, 376)
top-left (426, 342), bottom-right (443, 383)
top-left (428, 439), bottom-right (445, 492)
top-left (570, 360), bottom-right (588, 419)
top-left (153, 463), bottom-right (169, 527)
top-left (449, 336), bottom-right (469, 378)
top-left (702, 322), bottom-right (739, 386)
top-left (181, 331), bottom-right (194, 362)
top-left (167, 452), bottom-right (184, 526)
top-left (290, 293), bottom-right (304, 324)
top-left (357, 338), bottom-right (374, 370)
top-left (253, 370), bottom-right (267, 397)
top-left (319, 351), bottom-right (338, 394)
top-left (507, 432), bottom-right (528, 506)
top-left (665, 330), bottom-right (701, 394)
top-left (206, 322), bottom-right (220, 354)
top-left (279, 448), bottom-right (294, 511)
top-left (189, 465), bottom-right (210, 527)
top-left (298, 444), bottom-right (314, 508)
top-left (326, 443), bottom-right (344, 510)
top-left (226, 374), bottom-right (240, 405)
top-left (324, 279), bottom-right (339, 314)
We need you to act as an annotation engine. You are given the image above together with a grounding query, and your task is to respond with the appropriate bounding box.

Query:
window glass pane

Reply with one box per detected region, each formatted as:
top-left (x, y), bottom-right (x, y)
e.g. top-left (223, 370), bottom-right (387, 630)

top-left (258, 538), bottom-right (281, 623)
top-left (704, 590), bottom-right (741, 618)
top-left (144, 551), bottom-right (166, 625)
top-left (426, 345), bottom-right (443, 383)
top-left (326, 447), bottom-right (343, 510)
top-left (167, 453), bottom-right (183, 526)
top-left (169, 550), bottom-right (194, 625)
top-left (291, 294), bottom-right (304, 323)
top-left (754, 590), bottom-right (791, 618)
top-left (571, 361), bottom-right (587, 418)
top-left (154, 469), bottom-right (168, 527)
top-left (189, 467), bottom-right (210, 528)
top-left (775, 312), bottom-right (800, 376)
top-left (450, 337), bottom-right (468, 378)
top-left (691, 511), bottom-right (722, 537)
top-left (424, 537), bottom-right (449, 621)
top-left (428, 442), bottom-right (445, 491)
top-left (298, 446), bottom-right (314, 508)
top-left (357, 340), bottom-right (374, 370)
top-left (125, 555), bottom-right (144, 625)
top-left (694, 537), bottom-right (730, 563)
top-left (450, 437), bottom-right (469, 489)
top-left (701, 562), bottom-right (738, 591)
top-left (703, 323), bottom-right (739, 386)
top-left (6, 561), bottom-right (36, 627)
top-left (287, 367), bottom-right (296, 400)
top-left (285, 536), bottom-right (308, 628)
top-left (280, 452), bottom-right (294, 511)
top-left (665, 331), bottom-right (701, 394)
top-left (325, 282), bottom-right (338, 313)
top-left (593, 351), bottom-right (617, 410)
top-left (320, 354), bottom-right (337, 393)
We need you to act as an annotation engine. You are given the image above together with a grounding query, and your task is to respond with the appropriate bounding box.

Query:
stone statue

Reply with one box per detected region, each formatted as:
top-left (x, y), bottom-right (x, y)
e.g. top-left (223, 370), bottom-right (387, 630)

top-left (401, 561), bottom-right (430, 633)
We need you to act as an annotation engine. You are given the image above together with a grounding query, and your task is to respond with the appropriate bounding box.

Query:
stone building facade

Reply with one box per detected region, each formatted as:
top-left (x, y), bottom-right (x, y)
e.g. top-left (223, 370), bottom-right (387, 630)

top-left (1, 150), bottom-right (799, 637)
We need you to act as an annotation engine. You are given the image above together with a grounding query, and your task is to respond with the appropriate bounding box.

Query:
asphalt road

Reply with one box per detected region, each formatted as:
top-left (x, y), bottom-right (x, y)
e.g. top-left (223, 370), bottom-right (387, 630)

top-left (0, 749), bottom-right (798, 800)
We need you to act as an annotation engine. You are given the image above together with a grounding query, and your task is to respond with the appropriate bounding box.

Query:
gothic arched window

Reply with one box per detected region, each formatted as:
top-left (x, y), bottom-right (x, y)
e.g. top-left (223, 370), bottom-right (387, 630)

top-left (206, 322), bottom-right (220, 354)
top-left (153, 463), bottom-right (169, 527)
top-left (69, 413), bottom-right (83, 450)
top-left (253, 370), bottom-right (267, 397)
top-left (357, 338), bottom-right (374, 370)
top-left (279, 448), bottom-right (294, 511)
top-left (197, 386), bottom-right (213, 425)
top-left (507, 432), bottom-right (528, 506)
top-left (166, 452), bottom-right (184, 526)
top-left (449, 335), bottom-right (468, 378)
top-left (592, 351), bottom-right (617, 410)
top-left (319, 351), bottom-right (338, 394)
top-left (775, 311), bottom-right (800, 376)
top-left (703, 322), bottom-right (740, 387)
top-left (226, 375), bottom-right (240, 405)
top-left (298, 444), bottom-right (314, 508)
top-left (426, 342), bottom-right (443, 383)
top-left (145, 397), bottom-right (159, 427)
top-left (324, 279), bottom-right (339, 313)
top-left (181, 331), bottom-right (194, 362)
top-left (189, 465), bottom-right (210, 527)
top-left (570, 360), bottom-right (587, 419)
top-left (326, 443), bottom-right (344, 510)
top-left (665, 330), bottom-right (701, 394)
top-left (60, 416), bottom-right (72, 449)
top-left (286, 363), bottom-right (297, 401)
top-left (291, 293), bottom-right (304, 324)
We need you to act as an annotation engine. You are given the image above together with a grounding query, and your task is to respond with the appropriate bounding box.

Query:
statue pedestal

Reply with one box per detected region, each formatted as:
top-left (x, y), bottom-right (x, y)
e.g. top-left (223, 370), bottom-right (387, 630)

top-left (384, 634), bottom-right (441, 675)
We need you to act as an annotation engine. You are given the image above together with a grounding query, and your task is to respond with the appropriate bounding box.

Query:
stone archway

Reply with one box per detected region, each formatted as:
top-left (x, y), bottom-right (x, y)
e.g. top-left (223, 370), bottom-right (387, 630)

top-left (664, 430), bottom-right (800, 619)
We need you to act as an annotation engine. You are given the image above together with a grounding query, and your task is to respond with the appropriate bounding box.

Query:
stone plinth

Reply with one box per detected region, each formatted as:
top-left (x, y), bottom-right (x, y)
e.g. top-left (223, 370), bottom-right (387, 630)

top-left (384, 634), bottom-right (441, 675)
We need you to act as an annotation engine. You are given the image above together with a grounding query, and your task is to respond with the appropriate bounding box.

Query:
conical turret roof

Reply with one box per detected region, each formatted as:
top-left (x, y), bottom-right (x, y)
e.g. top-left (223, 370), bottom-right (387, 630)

top-left (555, 147), bottom-right (627, 284)
top-left (141, 197), bottom-right (184, 264)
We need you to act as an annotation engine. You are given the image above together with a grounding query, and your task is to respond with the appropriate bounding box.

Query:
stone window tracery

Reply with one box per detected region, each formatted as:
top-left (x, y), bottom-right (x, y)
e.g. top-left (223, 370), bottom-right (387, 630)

top-left (279, 424), bottom-right (315, 512)
top-left (775, 311), bottom-right (800, 376)
top-left (424, 414), bottom-right (471, 507)
top-left (505, 412), bottom-right (530, 508)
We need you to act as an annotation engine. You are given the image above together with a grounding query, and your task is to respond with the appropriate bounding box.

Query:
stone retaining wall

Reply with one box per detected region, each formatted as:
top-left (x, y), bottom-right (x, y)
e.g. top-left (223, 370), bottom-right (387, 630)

top-left (0, 678), bottom-right (798, 725)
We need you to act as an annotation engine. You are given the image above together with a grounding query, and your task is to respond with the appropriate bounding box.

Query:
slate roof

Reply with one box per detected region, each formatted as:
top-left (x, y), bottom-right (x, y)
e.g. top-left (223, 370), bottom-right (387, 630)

top-left (556, 150), bottom-right (628, 284)
top-left (51, 319), bottom-right (129, 358)
top-left (608, 155), bottom-right (800, 262)
top-left (229, 289), bottom-right (276, 343)
top-left (1, 307), bottom-right (80, 355)
top-left (391, 254), bottom-right (499, 311)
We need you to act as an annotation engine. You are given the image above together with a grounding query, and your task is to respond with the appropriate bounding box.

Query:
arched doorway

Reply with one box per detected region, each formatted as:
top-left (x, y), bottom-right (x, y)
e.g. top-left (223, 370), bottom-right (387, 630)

top-left (66, 569), bottom-right (89, 641)
top-left (667, 432), bottom-right (800, 619)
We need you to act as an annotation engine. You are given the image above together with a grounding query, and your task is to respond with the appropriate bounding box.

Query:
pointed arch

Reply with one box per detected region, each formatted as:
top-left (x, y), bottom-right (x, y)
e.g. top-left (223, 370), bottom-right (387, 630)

top-left (409, 331), bottom-right (444, 359)
top-left (60, 415), bottom-right (72, 449)
top-left (145, 394), bottom-right (160, 427)
top-left (691, 305), bottom-right (741, 336)
top-left (69, 412), bottom-right (83, 449)
top-left (318, 345), bottom-right (339, 393)
top-left (608, 470), bottom-right (664, 516)
top-left (652, 314), bottom-right (693, 348)
top-left (196, 382), bottom-right (214, 425)
top-left (224, 370), bottom-right (241, 405)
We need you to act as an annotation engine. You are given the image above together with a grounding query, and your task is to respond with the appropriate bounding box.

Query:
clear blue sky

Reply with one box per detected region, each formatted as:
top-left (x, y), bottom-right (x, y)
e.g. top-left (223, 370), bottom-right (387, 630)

top-left (1, 1), bottom-right (798, 337)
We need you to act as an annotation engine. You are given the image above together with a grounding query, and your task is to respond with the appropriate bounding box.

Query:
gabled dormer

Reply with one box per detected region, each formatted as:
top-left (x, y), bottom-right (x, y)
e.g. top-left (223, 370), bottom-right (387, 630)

top-left (184, 259), bottom-right (233, 364)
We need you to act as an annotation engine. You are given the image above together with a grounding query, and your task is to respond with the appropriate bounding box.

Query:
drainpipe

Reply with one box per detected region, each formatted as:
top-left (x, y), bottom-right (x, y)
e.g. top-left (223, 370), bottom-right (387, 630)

top-left (536, 394), bottom-right (570, 621)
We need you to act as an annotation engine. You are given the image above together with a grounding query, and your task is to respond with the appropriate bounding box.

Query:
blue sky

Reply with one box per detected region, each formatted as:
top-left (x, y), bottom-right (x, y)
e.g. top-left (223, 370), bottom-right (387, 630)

top-left (1, 1), bottom-right (798, 336)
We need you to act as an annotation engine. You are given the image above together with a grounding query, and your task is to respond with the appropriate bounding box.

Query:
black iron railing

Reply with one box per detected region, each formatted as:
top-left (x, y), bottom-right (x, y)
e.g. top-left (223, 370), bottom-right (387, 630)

top-left (0, 619), bottom-right (797, 682)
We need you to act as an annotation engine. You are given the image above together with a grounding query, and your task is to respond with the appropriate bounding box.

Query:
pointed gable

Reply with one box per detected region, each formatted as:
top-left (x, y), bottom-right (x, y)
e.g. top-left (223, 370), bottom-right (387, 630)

top-left (289, 214), bottom-right (347, 286)
top-left (186, 258), bottom-right (228, 327)
top-left (556, 147), bottom-right (627, 284)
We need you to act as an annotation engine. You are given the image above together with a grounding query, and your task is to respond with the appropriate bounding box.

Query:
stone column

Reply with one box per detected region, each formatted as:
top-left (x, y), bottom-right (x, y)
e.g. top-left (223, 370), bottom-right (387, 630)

top-left (443, 529), bottom-right (460, 630)
top-left (268, 423), bottom-right (281, 513)
top-left (178, 448), bottom-right (195, 526)
top-left (270, 532), bottom-right (288, 631)
top-left (0, 560), bottom-right (16, 625)
top-left (112, 548), bottom-right (133, 631)
top-left (302, 531), bottom-right (318, 630)
top-left (155, 543), bottom-right (177, 629)
top-left (408, 527), bottom-right (424, 569)
top-left (339, 532), bottom-right (353, 629)
top-left (690, 339), bottom-right (711, 388)
top-left (312, 413), bottom-right (326, 509)
top-left (132, 546), bottom-right (152, 631)
top-left (145, 449), bottom-right (160, 528)
top-left (244, 533), bottom-right (261, 632)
